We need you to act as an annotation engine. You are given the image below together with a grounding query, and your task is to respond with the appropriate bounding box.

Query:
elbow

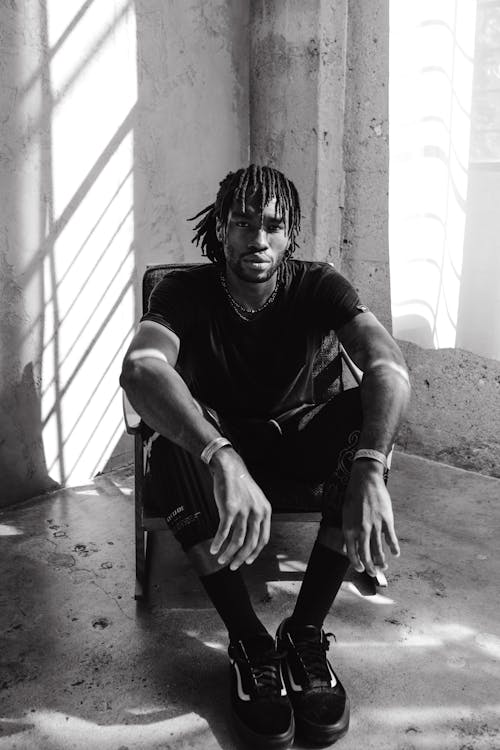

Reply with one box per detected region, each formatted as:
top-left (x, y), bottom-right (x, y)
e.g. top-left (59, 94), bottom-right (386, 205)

top-left (120, 353), bottom-right (173, 394)
top-left (120, 357), bottom-right (145, 395)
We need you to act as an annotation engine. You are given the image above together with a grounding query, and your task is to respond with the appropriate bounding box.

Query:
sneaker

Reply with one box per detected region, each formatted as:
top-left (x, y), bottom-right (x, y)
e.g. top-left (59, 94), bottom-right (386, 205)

top-left (228, 633), bottom-right (294, 749)
top-left (276, 619), bottom-right (349, 746)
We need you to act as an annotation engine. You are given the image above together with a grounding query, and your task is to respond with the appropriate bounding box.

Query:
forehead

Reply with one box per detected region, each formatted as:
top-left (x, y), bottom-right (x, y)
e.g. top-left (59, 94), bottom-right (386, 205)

top-left (229, 194), bottom-right (285, 219)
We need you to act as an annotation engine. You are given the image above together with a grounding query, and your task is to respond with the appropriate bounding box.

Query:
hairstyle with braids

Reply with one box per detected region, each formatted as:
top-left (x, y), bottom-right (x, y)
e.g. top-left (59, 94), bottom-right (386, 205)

top-left (188, 164), bottom-right (301, 263)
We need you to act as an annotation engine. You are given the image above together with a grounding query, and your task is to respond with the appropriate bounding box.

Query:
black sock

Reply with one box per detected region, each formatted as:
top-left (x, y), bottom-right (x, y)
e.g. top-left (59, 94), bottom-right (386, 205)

top-left (289, 540), bottom-right (350, 630)
top-left (199, 565), bottom-right (270, 643)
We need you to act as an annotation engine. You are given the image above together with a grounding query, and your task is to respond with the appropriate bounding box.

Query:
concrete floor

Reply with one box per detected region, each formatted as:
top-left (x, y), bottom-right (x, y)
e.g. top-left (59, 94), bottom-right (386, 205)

top-left (0, 451), bottom-right (499, 750)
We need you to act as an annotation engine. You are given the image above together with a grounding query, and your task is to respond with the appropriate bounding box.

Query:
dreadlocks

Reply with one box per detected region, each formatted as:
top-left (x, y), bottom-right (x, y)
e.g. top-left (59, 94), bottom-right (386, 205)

top-left (189, 164), bottom-right (301, 263)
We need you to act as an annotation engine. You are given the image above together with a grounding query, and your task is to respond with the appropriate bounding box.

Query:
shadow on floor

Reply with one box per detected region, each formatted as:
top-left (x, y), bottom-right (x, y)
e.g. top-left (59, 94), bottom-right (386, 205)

top-left (1, 453), bottom-right (499, 749)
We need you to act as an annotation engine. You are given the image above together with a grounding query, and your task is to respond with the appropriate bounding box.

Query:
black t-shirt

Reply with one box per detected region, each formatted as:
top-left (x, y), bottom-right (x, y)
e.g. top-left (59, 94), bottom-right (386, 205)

top-left (141, 260), bottom-right (365, 420)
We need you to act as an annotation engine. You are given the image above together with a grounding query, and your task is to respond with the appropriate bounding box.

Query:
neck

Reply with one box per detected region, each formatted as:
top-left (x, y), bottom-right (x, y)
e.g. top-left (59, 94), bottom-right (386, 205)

top-left (224, 267), bottom-right (278, 310)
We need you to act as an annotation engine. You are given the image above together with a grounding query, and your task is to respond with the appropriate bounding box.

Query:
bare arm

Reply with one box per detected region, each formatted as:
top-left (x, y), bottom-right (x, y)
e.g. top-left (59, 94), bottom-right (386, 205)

top-left (338, 311), bottom-right (410, 456)
top-left (120, 321), bottom-right (271, 569)
top-left (336, 311), bottom-right (411, 575)
top-left (120, 321), bottom-right (221, 454)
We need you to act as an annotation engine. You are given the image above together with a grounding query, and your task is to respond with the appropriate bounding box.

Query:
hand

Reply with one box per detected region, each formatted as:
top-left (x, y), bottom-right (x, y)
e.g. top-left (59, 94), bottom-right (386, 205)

top-left (209, 448), bottom-right (272, 570)
top-left (342, 461), bottom-right (400, 577)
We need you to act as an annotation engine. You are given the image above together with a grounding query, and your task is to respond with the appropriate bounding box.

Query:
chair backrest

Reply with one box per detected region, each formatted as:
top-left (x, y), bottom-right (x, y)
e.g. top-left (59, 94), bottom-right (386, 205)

top-left (143, 263), bottom-right (343, 401)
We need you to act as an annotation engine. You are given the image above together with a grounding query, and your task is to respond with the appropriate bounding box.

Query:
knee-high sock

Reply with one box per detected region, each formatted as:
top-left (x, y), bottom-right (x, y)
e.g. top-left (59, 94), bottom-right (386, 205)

top-left (289, 540), bottom-right (350, 630)
top-left (199, 566), bottom-right (269, 642)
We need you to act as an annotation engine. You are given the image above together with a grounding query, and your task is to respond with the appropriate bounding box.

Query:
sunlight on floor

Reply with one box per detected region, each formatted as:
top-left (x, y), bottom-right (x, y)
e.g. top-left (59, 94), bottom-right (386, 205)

top-left (475, 632), bottom-right (500, 659)
top-left (363, 702), bottom-right (500, 725)
top-left (277, 558), bottom-right (307, 573)
top-left (0, 524), bottom-right (23, 536)
top-left (125, 705), bottom-right (169, 717)
top-left (341, 581), bottom-right (395, 605)
top-left (0, 710), bottom-right (223, 750)
top-left (202, 641), bottom-right (227, 652)
top-left (336, 621), bottom-right (500, 663)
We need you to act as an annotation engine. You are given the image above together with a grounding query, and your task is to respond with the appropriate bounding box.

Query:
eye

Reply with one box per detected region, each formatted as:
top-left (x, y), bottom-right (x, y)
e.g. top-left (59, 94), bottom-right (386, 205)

top-left (268, 224), bottom-right (283, 233)
top-left (235, 221), bottom-right (249, 228)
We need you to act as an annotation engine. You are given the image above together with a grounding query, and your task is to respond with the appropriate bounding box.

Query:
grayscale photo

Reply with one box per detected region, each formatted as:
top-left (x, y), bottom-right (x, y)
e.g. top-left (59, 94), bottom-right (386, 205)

top-left (1, 2), bottom-right (499, 749)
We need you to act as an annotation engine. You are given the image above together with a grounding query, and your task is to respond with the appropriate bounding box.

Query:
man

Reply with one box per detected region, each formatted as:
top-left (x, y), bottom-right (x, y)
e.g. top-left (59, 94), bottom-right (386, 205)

top-left (120, 164), bottom-right (410, 749)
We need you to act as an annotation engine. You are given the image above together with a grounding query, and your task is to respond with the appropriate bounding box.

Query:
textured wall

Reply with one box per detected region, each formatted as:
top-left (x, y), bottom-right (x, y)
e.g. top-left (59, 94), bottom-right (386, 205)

top-left (2, 1), bottom-right (497, 505)
top-left (0, 2), bottom-right (59, 505)
top-left (134, 0), bottom-right (249, 281)
top-left (250, 0), bottom-right (391, 329)
top-left (397, 341), bottom-right (500, 478)
top-left (456, 168), bottom-right (500, 361)
top-left (341, 0), bottom-right (391, 329)
top-left (250, 0), bottom-right (348, 268)
top-left (0, 0), bottom-right (250, 505)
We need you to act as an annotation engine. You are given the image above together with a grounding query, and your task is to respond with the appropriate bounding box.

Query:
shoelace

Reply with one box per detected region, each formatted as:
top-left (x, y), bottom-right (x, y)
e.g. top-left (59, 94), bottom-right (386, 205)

top-left (240, 643), bottom-right (286, 697)
top-left (293, 631), bottom-right (336, 686)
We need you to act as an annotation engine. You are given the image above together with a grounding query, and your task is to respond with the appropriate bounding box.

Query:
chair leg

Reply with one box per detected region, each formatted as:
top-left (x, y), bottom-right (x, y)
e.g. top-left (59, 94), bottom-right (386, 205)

top-left (134, 434), bottom-right (148, 601)
top-left (135, 527), bottom-right (148, 601)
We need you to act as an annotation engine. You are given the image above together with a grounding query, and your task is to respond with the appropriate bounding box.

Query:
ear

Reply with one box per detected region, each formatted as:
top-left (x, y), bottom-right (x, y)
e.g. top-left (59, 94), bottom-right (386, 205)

top-left (215, 217), bottom-right (224, 243)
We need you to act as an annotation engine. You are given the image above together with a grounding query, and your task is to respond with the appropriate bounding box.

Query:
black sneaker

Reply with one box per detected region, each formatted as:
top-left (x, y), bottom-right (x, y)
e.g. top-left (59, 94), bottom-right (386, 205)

top-left (276, 619), bottom-right (349, 747)
top-left (228, 633), bottom-right (294, 749)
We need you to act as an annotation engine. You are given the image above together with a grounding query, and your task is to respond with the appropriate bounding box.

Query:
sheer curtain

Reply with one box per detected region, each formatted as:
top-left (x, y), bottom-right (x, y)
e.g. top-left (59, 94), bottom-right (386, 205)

top-left (389, 0), bottom-right (500, 360)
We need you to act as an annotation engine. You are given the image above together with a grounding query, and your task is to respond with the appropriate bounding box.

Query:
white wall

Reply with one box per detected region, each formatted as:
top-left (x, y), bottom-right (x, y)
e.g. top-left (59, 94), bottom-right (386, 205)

top-left (389, 0), bottom-right (500, 361)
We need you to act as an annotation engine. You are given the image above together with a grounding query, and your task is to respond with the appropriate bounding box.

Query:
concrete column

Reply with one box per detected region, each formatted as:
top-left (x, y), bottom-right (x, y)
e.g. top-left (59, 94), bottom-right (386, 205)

top-left (249, 1), bottom-right (391, 329)
top-left (134, 0), bottom-right (250, 275)
top-left (341, 0), bottom-right (391, 329)
top-left (250, 0), bottom-right (348, 267)
top-left (0, 2), bottom-right (59, 506)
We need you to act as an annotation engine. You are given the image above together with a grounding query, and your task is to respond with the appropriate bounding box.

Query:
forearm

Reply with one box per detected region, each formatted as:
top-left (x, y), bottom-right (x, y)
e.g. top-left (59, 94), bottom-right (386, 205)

top-left (338, 312), bottom-right (411, 458)
top-left (358, 365), bottom-right (410, 457)
top-left (120, 358), bottom-right (223, 459)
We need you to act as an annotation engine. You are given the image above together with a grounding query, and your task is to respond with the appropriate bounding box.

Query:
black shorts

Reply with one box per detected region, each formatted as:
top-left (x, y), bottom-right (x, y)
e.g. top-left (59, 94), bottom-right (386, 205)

top-left (148, 388), bottom-right (384, 551)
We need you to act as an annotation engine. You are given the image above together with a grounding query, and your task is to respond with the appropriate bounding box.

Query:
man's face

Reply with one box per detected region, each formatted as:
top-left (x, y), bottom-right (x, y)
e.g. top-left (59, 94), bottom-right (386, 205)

top-left (218, 195), bottom-right (290, 283)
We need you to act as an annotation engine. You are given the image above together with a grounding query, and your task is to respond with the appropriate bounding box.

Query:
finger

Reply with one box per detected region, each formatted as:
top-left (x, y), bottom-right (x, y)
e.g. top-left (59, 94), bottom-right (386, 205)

top-left (217, 516), bottom-right (247, 566)
top-left (245, 509), bottom-right (271, 565)
top-left (371, 525), bottom-right (387, 569)
top-left (345, 529), bottom-right (364, 572)
top-left (383, 519), bottom-right (400, 557)
top-left (210, 510), bottom-right (234, 555)
top-left (360, 530), bottom-right (377, 577)
top-left (230, 513), bottom-right (261, 570)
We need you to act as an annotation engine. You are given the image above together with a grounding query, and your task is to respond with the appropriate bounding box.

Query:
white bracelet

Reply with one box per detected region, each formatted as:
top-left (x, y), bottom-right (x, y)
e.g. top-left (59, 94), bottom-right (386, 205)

top-left (200, 437), bottom-right (232, 465)
top-left (353, 448), bottom-right (388, 469)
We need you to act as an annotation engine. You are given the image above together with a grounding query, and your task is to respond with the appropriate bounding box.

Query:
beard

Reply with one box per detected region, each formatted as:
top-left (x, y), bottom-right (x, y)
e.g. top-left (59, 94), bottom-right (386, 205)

top-left (224, 246), bottom-right (288, 284)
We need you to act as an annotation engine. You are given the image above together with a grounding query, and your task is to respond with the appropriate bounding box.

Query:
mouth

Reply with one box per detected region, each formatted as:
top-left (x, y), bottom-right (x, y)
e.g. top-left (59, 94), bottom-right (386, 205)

top-left (243, 253), bottom-right (270, 267)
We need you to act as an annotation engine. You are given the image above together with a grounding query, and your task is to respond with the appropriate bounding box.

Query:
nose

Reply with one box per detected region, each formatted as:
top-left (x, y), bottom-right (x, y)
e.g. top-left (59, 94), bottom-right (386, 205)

top-left (248, 227), bottom-right (269, 251)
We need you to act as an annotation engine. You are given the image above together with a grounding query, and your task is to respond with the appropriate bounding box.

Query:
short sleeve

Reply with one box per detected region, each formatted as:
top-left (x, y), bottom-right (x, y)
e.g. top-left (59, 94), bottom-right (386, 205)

top-left (140, 274), bottom-right (195, 340)
top-left (312, 265), bottom-right (368, 332)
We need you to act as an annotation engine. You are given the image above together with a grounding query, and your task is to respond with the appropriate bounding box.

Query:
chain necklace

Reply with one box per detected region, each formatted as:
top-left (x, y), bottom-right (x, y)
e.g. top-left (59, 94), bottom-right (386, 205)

top-left (220, 272), bottom-right (281, 321)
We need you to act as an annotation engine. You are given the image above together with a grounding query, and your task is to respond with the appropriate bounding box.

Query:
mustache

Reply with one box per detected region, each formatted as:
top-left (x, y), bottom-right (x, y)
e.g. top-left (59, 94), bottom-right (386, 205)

top-left (243, 249), bottom-right (269, 257)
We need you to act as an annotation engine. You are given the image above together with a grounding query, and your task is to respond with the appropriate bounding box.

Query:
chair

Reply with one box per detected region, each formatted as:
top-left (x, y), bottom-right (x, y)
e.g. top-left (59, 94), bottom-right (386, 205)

top-left (123, 263), bottom-right (368, 601)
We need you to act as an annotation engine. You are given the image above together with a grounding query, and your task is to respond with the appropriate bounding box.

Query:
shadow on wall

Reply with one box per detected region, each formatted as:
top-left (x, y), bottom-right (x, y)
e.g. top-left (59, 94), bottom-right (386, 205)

top-left (0, 0), bottom-right (137, 505)
top-left (1, 0), bottom-right (250, 504)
